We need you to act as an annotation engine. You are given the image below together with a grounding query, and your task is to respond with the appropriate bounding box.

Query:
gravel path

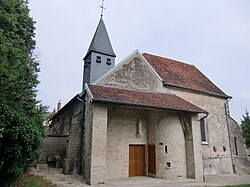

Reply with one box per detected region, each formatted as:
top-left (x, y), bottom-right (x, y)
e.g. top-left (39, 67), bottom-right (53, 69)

top-left (30, 168), bottom-right (89, 187)
top-left (30, 168), bottom-right (250, 187)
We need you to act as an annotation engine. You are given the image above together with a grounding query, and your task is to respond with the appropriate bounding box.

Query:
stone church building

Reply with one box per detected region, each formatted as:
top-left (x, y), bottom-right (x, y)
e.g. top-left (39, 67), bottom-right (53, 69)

top-left (42, 17), bottom-right (249, 185)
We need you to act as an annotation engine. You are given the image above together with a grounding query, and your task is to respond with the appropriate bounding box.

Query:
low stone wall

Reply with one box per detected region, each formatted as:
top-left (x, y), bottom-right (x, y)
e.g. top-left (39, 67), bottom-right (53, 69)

top-left (203, 156), bottom-right (233, 175)
top-left (234, 156), bottom-right (250, 175)
top-left (247, 148), bottom-right (250, 156)
top-left (39, 135), bottom-right (68, 168)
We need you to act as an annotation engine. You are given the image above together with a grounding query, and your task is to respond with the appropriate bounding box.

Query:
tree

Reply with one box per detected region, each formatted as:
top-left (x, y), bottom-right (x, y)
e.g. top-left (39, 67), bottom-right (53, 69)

top-left (241, 110), bottom-right (250, 148)
top-left (0, 0), bottom-right (45, 186)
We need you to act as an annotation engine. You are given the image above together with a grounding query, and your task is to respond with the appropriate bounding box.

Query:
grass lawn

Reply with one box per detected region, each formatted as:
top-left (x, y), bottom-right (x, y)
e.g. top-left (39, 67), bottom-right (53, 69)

top-left (225, 185), bottom-right (250, 187)
top-left (14, 172), bottom-right (57, 187)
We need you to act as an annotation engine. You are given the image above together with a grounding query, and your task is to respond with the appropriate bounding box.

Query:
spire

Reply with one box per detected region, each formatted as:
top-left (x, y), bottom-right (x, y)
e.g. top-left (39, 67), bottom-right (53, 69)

top-left (82, 17), bottom-right (116, 90)
top-left (84, 17), bottom-right (116, 60)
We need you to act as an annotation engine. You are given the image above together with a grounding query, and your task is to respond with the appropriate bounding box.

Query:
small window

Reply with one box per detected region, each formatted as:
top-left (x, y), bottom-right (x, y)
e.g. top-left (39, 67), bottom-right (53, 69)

top-left (200, 118), bottom-right (207, 143)
top-left (223, 146), bottom-right (227, 152)
top-left (234, 137), bottom-right (238, 155)
top-left (166, 162), bottom-right (171, 168)
top-left (165, 145), bottom-right (168, 153)
top-left (213, 146), bottom-right (217, 152)
top-left (106, 58), bottom-right (111, 65)
top-left (96, 56), bottom-right (101, 63)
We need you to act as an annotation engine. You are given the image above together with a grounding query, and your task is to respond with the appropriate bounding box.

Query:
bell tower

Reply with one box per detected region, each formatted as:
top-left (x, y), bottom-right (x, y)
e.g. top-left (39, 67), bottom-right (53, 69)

top-left (82, 17), bottom-right (116, 90)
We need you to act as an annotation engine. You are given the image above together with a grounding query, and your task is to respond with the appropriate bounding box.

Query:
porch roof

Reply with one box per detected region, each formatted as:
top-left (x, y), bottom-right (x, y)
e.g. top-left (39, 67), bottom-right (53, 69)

top-left (86, 84), bottom-right (207, 114)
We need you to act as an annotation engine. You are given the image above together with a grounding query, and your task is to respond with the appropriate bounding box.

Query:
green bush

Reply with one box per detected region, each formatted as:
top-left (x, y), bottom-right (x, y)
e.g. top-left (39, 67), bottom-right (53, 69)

top-left (0, 0), bottom-right (46, 186)
top-left (241, 110), bottom-right (250, 148)
top-left (0, 98), bottom-right (44, 186)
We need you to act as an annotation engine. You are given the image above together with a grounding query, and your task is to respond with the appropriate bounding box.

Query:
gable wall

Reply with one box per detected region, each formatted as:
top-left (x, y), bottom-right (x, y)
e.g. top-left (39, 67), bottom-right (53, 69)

top-left (164, 86), bottom-right (233, 175)
top-left (98, 56), bottom-right (162, 91)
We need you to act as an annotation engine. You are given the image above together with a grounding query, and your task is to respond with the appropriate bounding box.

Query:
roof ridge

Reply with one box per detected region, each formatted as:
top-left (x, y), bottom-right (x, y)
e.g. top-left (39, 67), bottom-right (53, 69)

top-left (89, 84), bottom-right (175, 96)
top-left (143, 52), bottom-right (194, 67)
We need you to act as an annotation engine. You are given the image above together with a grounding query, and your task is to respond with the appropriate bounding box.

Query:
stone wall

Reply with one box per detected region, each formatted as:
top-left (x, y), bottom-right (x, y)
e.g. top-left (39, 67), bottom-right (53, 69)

top-left (49, 99), bottom-right (82, 136)
top-left (82, 96), bottom-right (93, 183)
top-left (64, 109), bottom-right (83, 174)
top-left (166, 87), bottom-right (233, 175)
top-left (155, 114), bottom-right (187, 179)
top-left (106, 107), bottom-right (200, 180)
top-left (234, 156), bottom-right (250, 175)
top-left (203, 156), bottom-right (232, 175)
top-left (247, 148), bottom-right (250, 156)
top-left (83, 102), bottom-right (108, 185)
top-left (42, 98), bottom-right (83, 173)
top-left (90, 104), bottom-right (108, 184)
top-left (39, 135), bottom-right (68, 167)
top-left (229, 118), bottom-right (250, 175)
top-left (229, 117), bottom-right (247, 156)
top-left (106, 107), bottom-right (148, 180)
top-left (190, 115), bottom-right (204, 181)
top-left (98, 55), bottom-right (162, 91)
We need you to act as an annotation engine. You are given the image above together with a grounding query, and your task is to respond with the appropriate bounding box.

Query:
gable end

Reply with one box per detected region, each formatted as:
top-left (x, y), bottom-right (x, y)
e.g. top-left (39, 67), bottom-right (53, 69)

top-left (95, 50), bottom-right (163, 91)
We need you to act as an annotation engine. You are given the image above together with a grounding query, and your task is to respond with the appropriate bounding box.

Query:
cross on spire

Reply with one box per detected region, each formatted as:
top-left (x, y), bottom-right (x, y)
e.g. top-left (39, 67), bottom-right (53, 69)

top-left (100, 0), bottom-right (105, 17)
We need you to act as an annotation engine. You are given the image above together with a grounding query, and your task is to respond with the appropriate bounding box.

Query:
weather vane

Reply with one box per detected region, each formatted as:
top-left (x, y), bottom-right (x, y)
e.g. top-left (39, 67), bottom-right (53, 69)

top-left (100, 0), bottom-right (105, 17)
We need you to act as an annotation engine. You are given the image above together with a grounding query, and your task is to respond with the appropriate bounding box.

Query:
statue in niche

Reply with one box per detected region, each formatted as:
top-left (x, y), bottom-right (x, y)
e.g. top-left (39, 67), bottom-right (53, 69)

top-left (136, 120), bottom-right (144, 138)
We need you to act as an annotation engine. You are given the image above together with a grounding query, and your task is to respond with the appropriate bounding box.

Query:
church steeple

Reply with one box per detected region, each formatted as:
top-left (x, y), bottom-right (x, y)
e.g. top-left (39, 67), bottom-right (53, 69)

top-left (84, 17), bottom-right (116, 59)
top-left (82, 17), bottom-right (116, 90)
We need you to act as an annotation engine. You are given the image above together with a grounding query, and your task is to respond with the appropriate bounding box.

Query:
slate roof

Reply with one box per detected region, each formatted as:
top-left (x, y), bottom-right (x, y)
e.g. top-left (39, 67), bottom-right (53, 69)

top-left (84, 17), bottom-right (116, 59)
top-left (143, 53), bottom-right (229, 98)
top-left (87, 84), bottom-right (207, 114)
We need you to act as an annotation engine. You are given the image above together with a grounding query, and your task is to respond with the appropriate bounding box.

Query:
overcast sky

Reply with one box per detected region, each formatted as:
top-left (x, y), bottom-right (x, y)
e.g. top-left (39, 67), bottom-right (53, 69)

top-left (29, 0), bottom-right (250, 123)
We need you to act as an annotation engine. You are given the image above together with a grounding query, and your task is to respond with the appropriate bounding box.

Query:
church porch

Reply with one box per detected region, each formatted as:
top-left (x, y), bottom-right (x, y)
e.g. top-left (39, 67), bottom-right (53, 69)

top-left (106, 106), bottom-right (203, 181)
top-left (83, 84), bottom-right (206, 185)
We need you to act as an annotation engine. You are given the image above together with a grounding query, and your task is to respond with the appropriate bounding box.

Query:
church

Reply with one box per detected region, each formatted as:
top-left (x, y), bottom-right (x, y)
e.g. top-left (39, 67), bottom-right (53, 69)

top-left (42, 16), bottom-right (249, 185)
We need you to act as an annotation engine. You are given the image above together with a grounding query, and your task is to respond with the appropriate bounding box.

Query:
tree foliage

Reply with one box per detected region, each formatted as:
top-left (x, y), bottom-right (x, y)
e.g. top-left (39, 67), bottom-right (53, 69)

top-left (0, 0), bottom-right (45, 186)
top-left (241, 110), bottom-right (250, 148)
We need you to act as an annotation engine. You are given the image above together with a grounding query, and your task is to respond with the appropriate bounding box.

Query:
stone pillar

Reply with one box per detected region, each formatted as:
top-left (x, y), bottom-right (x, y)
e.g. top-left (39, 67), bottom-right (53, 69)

top-left (89, 103), bottom-right (108, 185)
top-left (156, 115), bottom-right (187, 179)
top-left (191, 115), bottom-right (204, 182)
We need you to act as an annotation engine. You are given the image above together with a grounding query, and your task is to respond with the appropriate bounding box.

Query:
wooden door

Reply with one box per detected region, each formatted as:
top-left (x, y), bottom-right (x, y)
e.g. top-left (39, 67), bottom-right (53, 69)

top-left (129, 145), bottom-right (145, 177)
top-left (148, 144), bottom-right (156, 174)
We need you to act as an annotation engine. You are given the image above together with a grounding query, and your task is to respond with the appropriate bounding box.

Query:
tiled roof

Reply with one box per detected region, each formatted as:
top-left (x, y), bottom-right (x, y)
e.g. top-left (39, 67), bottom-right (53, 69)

top-left (143, 53), bottom-right (229, 97)
top-left (87, 85), bottom-right (207, 113)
